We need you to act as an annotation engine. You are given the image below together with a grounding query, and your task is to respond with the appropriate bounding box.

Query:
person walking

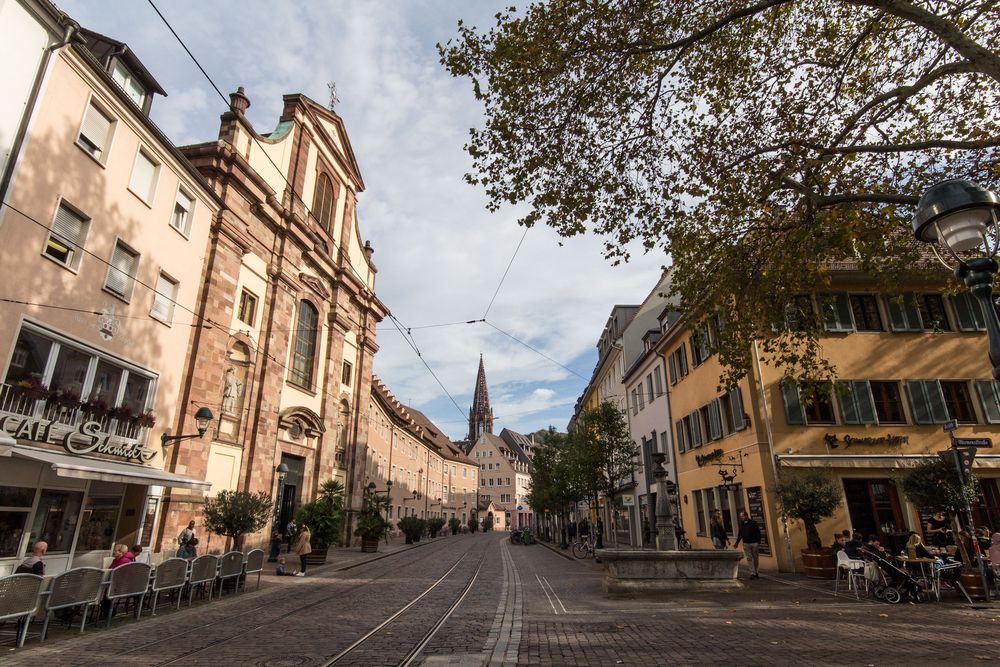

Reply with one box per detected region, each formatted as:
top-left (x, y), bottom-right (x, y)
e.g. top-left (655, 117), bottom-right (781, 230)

top-left (734, 511), bottom-right (762, 579)
top-left (578, 517), bottom-right (591, 544)
top-left (710, 510), bottom-right (729, 550)
top-left (293, 525), bottom-right (311, 577)
top-left (177, 520), bottom-right (196, 557)
top-left (567, 519), bottom-right (577, 546)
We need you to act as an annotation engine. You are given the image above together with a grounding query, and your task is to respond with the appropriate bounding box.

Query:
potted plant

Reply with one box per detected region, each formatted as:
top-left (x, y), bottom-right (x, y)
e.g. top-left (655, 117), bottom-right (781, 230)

top-left (82, 397), bottom-right (112, 421)
top-left (398, 516), bottom-right (425, 544)
top-left (467, 515), bottom-right (479, 533)
top-left (48, 387), bottom-right (81, 409)
top-left (136, 411), bottom-right (156, 428)
top-left (775, 470), bottom-right (842, 578)
top-left (296, 479), bottom-right (345, 563)
top-left (354, 492), bottom-right (390, 553)
top-left (427, 517), bottom-right (446, 538)
top-left (15, 377), bottom-right (48, 401)
top-left (202, 489), bottom-right (273, 550)
top-left (449, 517), bottom-right (462, 535)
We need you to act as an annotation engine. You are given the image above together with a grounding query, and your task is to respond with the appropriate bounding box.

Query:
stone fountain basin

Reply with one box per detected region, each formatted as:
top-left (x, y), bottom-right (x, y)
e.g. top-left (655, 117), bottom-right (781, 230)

top-left (595, 548), bottom-right (744, 594)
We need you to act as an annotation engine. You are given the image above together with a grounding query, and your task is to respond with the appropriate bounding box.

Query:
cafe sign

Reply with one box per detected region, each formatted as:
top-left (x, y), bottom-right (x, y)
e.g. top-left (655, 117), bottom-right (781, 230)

top-left (0, 414), bottom-right (155, 463)
top-left (823, 433), bottom-right (909, 448)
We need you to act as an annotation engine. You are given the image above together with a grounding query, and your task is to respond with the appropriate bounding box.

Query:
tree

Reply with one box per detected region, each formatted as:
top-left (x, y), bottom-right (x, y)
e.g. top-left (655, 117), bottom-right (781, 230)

top-left (526, 427), bottom-right (588, 545)
top-left (296, 479), bottom-right (346, 548)
top-left (774, 470), bottom-right (842, 550)
top-left (449, 517), bottom-right (463, 535)
top-left (202, 490), bottom-right (273, 550)
top-left (898, 457), bottom-right (979, 515)
top-left (467, 514), bottom-right (480, 533)
top-left (441, 2), bottom-right (1000, 386)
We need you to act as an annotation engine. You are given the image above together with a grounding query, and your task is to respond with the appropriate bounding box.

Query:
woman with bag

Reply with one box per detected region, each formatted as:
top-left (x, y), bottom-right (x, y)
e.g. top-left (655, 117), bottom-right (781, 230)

top-left (710, 511), bottom-right (729, 550)
top-left (293, 525), bottom-right (312, 577)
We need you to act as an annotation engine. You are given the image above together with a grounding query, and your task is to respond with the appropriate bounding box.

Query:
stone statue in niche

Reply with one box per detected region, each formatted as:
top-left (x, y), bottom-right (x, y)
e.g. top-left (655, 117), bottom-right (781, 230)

top-left (221, 367), bottom-right (244, 414)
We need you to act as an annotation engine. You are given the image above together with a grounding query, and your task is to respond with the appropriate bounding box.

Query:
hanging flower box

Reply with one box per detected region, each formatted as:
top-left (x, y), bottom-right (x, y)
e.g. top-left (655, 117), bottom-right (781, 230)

top-left (135, 411), bottom-right (156, 428)
top-left (82, 397), bottom-right (112, 420)
top-left (14, 378), bottom-right (48, 401)
top-left (110, 405), bottom-right (135, 422)
top-left (48, 388), bottom-right (81, 408)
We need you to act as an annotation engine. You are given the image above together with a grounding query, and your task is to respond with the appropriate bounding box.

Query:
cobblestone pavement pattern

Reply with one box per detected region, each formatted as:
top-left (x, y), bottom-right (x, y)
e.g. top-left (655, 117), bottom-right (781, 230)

top-left (4, 532), bottom-right (999, 666)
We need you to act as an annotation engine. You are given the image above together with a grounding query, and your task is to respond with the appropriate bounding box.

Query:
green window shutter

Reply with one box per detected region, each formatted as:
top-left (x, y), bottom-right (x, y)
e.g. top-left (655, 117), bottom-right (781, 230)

top-left (688, 413), bottom-right (703, 448)
top-left (730, 387), bottom-right (746, 431)
top-left (780, 380), bottom-right (806, 425)
top-left (668, 353), bottom-right (677, 385)
top-left (906, 380), bottom-right (933, 424)
top-left (679, 345), bottom-right (689, 375)
top-left (854, 380), bottom-right (878, 425)
top-left (708, 399), bottom-right (722, 440)
top-left (836, 380), bottom-right (860, 424)
top-left (953, 292), bottom-right (986, 332)
top-left (675, 419), bottom-right (686, 452)
top-left (887, 293), bottom-right (921, 332)
top-left (821, 293), bottom-right (854, 332)
top-left (925, 380), bottom-right (949, 423)
top-left (975, 380), bottom-right (1000, 424)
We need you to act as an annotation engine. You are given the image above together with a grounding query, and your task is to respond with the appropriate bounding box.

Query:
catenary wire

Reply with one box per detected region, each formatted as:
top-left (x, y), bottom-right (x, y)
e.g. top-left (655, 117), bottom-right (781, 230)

top-left (482, 226), bottom-right (528, 319)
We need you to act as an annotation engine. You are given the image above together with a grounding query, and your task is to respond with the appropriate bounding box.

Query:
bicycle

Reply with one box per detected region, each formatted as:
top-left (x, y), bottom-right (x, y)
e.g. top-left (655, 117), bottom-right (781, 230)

top-left (572, 536), bottom-right (596, 558)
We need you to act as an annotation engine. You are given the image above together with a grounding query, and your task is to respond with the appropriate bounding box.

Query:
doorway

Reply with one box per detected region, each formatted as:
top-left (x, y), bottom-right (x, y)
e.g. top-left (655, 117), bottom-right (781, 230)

top-left (843, 478), bottom-right (904, 543)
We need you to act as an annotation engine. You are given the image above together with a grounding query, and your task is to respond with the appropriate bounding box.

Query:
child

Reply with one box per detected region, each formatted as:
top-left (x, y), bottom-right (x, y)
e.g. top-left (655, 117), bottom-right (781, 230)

top-left (275, 556), bottom-right (297, 576)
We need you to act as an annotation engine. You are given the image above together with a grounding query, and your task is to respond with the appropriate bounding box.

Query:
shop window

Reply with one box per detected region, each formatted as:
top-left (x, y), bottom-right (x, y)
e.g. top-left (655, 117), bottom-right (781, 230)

top-left (849, 294), bottom-right (883, 331)
top-left (0, 486), bottom-right (36, 557)
top-left (693, 489), bottom-right (706, 535)
top-left (290, 301), bottom-right (319, 388)
top-left (104, 240), bottom-right (139, 301)
top-left (940, 380), bottom-right (976, 423)
top-left (91, 360), bottom-right (123, 404)
top-left (842, 478), bottom-right (902, 544)
top-left (237, 289), bottom-right (258, 326)
top-left (129, 148), bottom-right (160, 204)
top-left (121, 372), bottom-right (151, 415)
top-left (313, 172), bottom-right (336, 233)
top-left (170, 188), bottom-right (195, 235)
top-left (869, 381), bottom-right (906, 423)
top-left (905, 380), bottom-right (949, 424)
top-left (77, 100), bottom-right (114, 162)
top-left (150, 272), bottom-right (179, 324)
top-left (51, 344), bottom-right (91, 398)
top-left (76, 496), bottom-right (122, 551)
top-left (45, 202), bottom-right (89, 270)
top-left (953, 292), bottom-right (986, 332)
top-left (29, 490), bottom-right (83, 554)
top-left (835, 380), bottom-right (878, 425)
top-left (819, 293), bottom-right (854, 332)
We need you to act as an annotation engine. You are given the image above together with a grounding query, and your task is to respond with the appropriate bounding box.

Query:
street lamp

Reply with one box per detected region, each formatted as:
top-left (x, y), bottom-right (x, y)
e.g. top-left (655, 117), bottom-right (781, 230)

top-left (161, 407), bottom-right (214, 446)
top-left (269, 462), bottom-right (290, 561)
top-left (913, 178), bottom-right (1000, 378)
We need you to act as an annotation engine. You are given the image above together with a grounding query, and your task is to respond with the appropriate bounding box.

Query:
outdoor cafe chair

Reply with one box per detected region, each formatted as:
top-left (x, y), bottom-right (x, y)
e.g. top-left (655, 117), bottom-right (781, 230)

top-left (40, 567), bottom-right (104, 640)
top-left (0, 574), bottom-right (43, 647)
top-left (216, 551), bottom-right (244, 598)
top-left (242, 549), bottom-right (265, 592)
top-left (150, 558), bottom-right (188, 615)
top-left (104, 562), bottom-right (151, 627)
top-left (834, 550), bottom-right (865, 598)
top-left (187, 555), bottom-right (218, 606)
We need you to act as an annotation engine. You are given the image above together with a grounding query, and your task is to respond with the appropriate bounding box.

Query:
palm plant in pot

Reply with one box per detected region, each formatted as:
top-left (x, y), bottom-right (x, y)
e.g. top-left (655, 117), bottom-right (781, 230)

top-left (296, 479), bottom-right (345, 563)
top-left (398, 516), bottom-right (425, 544)
top-left (775, 470), bottom-right (842, 579)
top-left (354, 490), bottom-right (391, 552)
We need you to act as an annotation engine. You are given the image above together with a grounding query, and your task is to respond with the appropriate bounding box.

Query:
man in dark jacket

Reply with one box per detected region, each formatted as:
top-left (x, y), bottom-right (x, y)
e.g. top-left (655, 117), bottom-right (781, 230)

top-left (733, 512), bottom-right (762, 579)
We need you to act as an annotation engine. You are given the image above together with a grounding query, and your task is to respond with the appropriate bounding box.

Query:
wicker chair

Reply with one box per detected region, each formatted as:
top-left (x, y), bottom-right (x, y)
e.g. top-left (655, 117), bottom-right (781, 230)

top-left (242, 549), bottom-right (265, 592)
top-left (150, 558), bottom-right (189, 615)
top-left (216, 551), bottom-right (244, 598)
top-left (187, 555), bottom-right (218, 606)
top-left (40, 567), bottom-right (104, 640)
top-left (104, 563), bottom-right (151, 627)
top-left (0, 574), bottom-right (44, 647)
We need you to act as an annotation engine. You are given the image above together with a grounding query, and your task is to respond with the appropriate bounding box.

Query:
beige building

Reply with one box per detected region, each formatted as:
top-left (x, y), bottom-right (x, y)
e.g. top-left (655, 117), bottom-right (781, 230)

top-left (0, 15), bottom-right (219, 574)
top-left (471, 430), bottom-right (535, 531)
top-left (667, 270), bottom-right (1000, 571)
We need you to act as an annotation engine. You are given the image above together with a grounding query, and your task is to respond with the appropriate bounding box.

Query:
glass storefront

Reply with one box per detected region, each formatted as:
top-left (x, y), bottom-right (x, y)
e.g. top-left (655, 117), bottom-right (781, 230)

top-left (0, 486), bottom-right (35, 557)
top-left (76, 496), bottom-right (123, 552)
top-left (29, 490), bottom-right (84, 554)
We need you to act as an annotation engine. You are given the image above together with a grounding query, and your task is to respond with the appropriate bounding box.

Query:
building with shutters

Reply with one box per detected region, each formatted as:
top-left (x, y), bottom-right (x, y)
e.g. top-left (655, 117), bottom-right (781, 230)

top-left (667, 266), bottom-right (1000, 572)
top-left (0, 10), bottom-right (220, 574)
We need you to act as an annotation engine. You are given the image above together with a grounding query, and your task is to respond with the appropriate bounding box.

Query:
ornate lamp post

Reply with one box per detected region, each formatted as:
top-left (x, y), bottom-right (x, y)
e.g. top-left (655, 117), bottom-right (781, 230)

top-left (268, 462), bottom-right (290, 561)
top-left (160, 406), bottom-right (214, 446)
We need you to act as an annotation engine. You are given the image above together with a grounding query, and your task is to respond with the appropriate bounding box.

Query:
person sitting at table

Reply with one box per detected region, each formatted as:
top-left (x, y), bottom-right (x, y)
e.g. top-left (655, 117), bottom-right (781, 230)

top-left (844, 533), bottom-right (864, 559)
top-left (906, 532), bottom-right (933, 559)
top-left (926, 512), bottom-right (952, 547)
top-left (860, 535), bottom-right (886, 556)
top-left (15, 540), bottom-right (47, 575)
top-left (132, 544), bottom-right (149, 564)
top-left (990, 533), bottom-right (1000, 574)
top-left (831, 534), bottom-right (847, 554)
top-left (110, 543), bottom-right (135, 568)
top-left (977, 526), bottom-right (993, 553)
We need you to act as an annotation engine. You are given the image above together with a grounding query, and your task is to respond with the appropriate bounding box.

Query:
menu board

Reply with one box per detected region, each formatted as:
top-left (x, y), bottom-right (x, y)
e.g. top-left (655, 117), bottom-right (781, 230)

top-left (745, 486), bottom-right (771, 556)
top-left (139, 497), bottom-right (158, 546)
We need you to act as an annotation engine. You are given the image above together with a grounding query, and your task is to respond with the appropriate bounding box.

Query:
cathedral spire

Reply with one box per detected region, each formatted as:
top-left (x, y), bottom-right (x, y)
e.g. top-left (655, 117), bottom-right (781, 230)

top-left (468, 354), bottom-right (494, 443)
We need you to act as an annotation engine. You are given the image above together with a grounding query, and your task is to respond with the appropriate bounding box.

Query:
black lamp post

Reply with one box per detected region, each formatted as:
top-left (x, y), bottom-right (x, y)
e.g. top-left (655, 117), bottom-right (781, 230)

top-left (366, 479), bottom-right (393, 539)
top-left (912, 178), bottom-right (1000, 378)
top-left (160, 407), bottom-right (214, 446)
top-left (269, 462), bottom-right (290, 561)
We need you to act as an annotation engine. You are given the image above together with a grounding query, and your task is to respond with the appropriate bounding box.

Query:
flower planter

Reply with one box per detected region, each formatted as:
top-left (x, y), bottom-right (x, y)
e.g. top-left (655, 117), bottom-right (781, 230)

top-left (304, 547), bottom-right (328, 565)
top-left (801, 549), bottom-right (837, 579)
top-left (960, 572), bottom-right (990, 600)
top-left (361, 538), bottom-right (379, 553)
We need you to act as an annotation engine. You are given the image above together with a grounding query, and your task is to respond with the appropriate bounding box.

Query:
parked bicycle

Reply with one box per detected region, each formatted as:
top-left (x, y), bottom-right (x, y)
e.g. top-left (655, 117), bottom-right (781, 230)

top-left (511, 529), bottom-right (535, 545)
top-left (572, 536), bottom-right (596, 559)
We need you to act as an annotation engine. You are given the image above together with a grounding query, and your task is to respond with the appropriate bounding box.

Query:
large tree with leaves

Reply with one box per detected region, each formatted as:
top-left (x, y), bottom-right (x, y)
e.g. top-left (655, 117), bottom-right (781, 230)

top-left (525, 428), bottom-right (587, 535)
top-left (441, 1), bottom-right (1000, 385)
top-left (574, 401), bottom-right (639, 522)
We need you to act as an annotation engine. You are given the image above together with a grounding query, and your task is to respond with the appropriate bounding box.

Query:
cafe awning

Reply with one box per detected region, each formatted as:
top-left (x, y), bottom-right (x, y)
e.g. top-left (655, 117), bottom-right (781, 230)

top-left (777, 453), bottom-right (1000, 470)
top-left (0, 441), bottom-right (212, 491)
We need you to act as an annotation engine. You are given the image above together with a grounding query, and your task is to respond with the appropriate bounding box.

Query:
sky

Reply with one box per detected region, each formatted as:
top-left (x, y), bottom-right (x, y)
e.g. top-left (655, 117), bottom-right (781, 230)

top-left (57, 0), bottom-right (668, 440)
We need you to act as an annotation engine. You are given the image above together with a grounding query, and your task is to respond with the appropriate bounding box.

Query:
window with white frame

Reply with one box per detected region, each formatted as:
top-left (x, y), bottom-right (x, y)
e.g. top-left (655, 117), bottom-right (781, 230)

top-left (150, 272), bottom-right (178, 323)
top-left (77, 101), bottom-right (114, 162)
top-left (112, 61), bottom-right (147, 108)
top-left (104, 240), bottom-right (139, 301)
top-left (44, 202), bottom-right (89, 270)
top-left (128, 149), bottom-right (159, 203)
top-left (171, 188), bottom-right (194, 235)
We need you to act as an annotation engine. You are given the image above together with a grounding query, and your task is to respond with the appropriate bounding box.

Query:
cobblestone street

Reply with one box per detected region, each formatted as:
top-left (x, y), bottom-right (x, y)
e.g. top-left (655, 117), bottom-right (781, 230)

top-left (5, 532), bottom-right (999, 666)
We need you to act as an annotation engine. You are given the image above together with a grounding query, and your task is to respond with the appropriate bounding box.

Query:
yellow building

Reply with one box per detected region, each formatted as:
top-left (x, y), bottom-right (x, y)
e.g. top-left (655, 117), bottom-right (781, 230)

top-left (666, 272), bottom-right (1000, 572)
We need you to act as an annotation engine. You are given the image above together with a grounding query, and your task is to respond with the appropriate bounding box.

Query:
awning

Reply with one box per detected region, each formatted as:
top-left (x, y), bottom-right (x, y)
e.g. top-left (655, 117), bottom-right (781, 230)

top-left (777, 453), bottom-right (1000, 470)
top-left (0, 442), bottom-right (212, 490)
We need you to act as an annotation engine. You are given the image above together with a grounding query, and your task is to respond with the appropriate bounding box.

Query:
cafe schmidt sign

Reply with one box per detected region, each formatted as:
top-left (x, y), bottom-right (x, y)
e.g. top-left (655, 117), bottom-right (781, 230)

top-left (0, 414), bottom-right (155, 463)
top-left (823, 433), bottom-right (909, 448)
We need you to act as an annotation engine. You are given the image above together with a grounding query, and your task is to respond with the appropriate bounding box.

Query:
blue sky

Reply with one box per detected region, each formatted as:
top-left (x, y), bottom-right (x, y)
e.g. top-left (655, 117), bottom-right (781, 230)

top-left (58, 0), bottom-right (667, 439)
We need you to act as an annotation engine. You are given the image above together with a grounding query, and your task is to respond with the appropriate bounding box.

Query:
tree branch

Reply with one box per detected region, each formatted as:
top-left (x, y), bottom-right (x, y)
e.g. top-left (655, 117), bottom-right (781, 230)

top-left (627, 0), bottom-right (794, 55)
top-left (779, 176), bottom-right (919, 206)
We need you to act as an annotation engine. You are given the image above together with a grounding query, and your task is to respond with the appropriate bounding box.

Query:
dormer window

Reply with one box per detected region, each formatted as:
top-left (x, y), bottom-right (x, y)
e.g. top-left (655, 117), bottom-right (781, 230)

top-left (112, 61), bottom-right (147, 109)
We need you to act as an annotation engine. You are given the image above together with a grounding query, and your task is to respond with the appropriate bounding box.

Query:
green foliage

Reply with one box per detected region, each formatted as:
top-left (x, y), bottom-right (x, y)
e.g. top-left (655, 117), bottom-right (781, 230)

top-left (481, 515), bottom-right (493, 532)
top-left (449, 517), bottom-right (462, 535)
top-left (440, 2), bottom-right (1000, 386)
top-left (575, 402), bottom-right (639, 505)
top-left (775, 470), bottom-right (842, 550)
top-left (525, 428), bottom-right (586, 517)
top-left (202, 490), bottom-right (273, 549)
top-left (427, 517), bottom-right (447, 537)
top-left (296, 479), bottom-right (345, 548)
top-left (467, 515), bottom-right (479, 533)
top-left (354, 489), bottom-right (391, 541)
top-left (398, 516), bottom-right (426, 541)
top-left (898, 458), bottom-right (979, 515)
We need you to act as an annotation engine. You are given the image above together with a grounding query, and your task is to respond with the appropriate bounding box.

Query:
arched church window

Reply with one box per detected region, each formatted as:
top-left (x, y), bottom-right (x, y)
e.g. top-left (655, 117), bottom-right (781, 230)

top-left (290, 301), bottom-right (319, 388)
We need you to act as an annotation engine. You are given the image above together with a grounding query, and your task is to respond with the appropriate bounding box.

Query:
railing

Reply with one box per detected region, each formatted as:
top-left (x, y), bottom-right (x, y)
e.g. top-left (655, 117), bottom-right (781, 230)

top-left (0, 382), bottom-right (148, 450)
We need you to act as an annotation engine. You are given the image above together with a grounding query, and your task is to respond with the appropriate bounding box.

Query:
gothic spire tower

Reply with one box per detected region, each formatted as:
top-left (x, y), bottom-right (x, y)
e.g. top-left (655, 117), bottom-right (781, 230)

top-left (468, 354), bottom-right (494, 443)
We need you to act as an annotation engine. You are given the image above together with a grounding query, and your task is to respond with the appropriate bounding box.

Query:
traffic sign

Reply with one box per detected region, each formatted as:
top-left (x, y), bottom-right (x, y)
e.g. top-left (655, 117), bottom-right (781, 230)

top-left (943, 419), bottom-right (958, 433)
top-left (956, 447), bottom-right (977, 482)
top-left (952, 437), bottom-right (992, 448)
